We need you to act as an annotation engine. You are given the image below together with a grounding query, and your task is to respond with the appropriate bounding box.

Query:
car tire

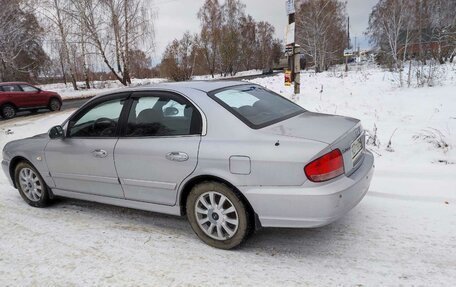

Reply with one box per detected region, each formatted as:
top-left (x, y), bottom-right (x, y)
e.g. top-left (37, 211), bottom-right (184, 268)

top-left (48, 98), bottom-right (61, 112)
top-left (1, 104), bottom-right (16, 119)
top-left (14, 161), bottom-right (51, 208)
top-left (186, 181), bottom-right (251, 249)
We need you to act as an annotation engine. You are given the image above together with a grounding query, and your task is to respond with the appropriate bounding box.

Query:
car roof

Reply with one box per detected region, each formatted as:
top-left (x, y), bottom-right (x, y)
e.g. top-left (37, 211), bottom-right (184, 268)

top-left (0, 82), bottom-right (30, 86)
top-left (143, 80), bottom-right (249, 93)
top-left (82, 80), bottom-right (256, 104)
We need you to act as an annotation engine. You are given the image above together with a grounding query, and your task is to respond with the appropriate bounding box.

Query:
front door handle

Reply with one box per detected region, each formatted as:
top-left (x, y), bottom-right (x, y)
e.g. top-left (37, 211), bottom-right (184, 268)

top-left (166, 152), bottom-right (189, 162)
top-left (92, 149), bottom-right (108, 158)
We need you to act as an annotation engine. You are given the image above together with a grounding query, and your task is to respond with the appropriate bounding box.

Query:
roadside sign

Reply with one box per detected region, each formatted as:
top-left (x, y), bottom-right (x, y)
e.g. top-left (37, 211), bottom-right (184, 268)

top-left (286, 22), bottom-right (295, 45)
top-left (344, 49), bottom-right (353, 57)
top-left (285, 45), bottom-right (293, 55)
top-left (285, 70), bottom-right (292, 86)
top-left (286, 0), bottom-right (296, 15)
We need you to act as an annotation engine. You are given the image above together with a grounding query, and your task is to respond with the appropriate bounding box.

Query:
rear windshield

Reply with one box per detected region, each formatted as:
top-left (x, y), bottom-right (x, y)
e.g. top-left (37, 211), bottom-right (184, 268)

top-left (209, 85), bottom-right (305, 129)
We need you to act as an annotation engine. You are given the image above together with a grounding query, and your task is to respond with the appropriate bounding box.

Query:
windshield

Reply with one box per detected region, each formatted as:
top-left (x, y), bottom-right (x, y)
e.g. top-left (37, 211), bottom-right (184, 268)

top-left (209, 85), bottom-right (305, 129)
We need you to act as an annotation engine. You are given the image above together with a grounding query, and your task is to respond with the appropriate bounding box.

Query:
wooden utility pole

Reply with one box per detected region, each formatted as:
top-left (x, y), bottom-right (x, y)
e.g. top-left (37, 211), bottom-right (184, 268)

top-left (345, 16), bottom-right (350, 72)
top-left (286, 0), bottom-right (300, 94)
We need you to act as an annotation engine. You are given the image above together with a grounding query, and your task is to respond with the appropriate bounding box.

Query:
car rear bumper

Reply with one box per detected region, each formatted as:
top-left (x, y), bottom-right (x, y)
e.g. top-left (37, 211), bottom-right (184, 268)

top-left (242, 150), bottom-right (375, 228)
top-left (2, 160), bottom-right (13, 186)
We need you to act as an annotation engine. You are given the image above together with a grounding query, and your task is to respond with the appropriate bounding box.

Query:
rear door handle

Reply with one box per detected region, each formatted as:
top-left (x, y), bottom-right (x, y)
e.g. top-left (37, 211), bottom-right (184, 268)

top-left (92, 149), bottom-right (108, 158)
top-left (166, 152), bottom-right (189, 162)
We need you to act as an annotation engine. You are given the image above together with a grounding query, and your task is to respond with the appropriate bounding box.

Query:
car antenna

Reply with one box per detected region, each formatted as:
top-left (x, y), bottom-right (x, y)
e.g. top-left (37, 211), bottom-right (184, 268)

top-left (275, 140), bottom-right (280, 147)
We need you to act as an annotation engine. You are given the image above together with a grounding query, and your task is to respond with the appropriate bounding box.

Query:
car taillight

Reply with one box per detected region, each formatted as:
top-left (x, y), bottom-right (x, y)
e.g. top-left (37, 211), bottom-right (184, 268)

top-left (304, 149), bottom-right (345, 182)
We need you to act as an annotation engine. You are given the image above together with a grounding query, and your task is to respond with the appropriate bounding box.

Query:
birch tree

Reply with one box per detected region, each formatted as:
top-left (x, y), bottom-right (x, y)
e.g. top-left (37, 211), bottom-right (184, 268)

top-left (296, 0), bottom-right (347, 73)
top-left (40, 0), bottom-right (79, 90)
top-left (368, 0), bottom-right (415, 86)
top-left (72, 0), bottom-right (154, 86)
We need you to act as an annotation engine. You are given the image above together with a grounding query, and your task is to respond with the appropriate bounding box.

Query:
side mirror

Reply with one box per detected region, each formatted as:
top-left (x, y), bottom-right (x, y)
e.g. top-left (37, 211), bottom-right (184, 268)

top-left (164, 107), bottom-right (179, 116)
top-left (49, 125), bottom-right (65, 139)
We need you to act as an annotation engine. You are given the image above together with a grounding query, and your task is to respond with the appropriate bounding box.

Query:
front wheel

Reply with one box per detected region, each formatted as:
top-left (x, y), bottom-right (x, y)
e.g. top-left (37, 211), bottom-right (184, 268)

top-left (14, 162), bottom-right (51, 208)
top-left (1, 104), bottom-right (16, 119)
top-left (48, 98), bottom-right (61, 112)
top-left (186, 182), bottom-right (251, 249)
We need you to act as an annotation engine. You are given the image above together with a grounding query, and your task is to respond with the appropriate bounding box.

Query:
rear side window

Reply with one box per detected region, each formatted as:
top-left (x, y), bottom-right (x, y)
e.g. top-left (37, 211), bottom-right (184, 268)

top-left (1, 85), bottom-right (21, 92)
top-left (20, 85), bottom-right (39, 92)
top-left (209, 85), bottom-right (304, 129)
top-left (125, 94), bottom-right (202, 137)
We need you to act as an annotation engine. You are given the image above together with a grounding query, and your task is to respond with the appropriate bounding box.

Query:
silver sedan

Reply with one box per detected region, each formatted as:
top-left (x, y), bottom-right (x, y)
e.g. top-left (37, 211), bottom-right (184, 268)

top-left (1, 81), bottom-right (374, 249)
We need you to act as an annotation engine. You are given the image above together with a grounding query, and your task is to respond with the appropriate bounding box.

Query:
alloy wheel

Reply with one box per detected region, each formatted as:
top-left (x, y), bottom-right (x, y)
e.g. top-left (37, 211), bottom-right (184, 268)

top-left (195, 191), bottom-right (239, 240)
top-left (2, 105), bottom-right (15, 119)
top-left (18, 168), bottom-right (43, 202)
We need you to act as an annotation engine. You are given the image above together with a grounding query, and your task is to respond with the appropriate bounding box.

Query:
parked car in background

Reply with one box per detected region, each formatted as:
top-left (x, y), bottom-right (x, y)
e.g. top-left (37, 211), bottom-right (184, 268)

top-left (0, 82), bottom-right (62, 119)
top-left (1, 81), bottom-right (374, 249)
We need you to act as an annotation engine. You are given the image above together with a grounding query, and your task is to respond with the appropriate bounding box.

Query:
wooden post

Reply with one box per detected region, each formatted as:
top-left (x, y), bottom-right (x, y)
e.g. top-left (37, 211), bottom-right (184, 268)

top-left (294, 45), bottom-right (301, 94)
top-left (286, 0), bottom-right (300, 94)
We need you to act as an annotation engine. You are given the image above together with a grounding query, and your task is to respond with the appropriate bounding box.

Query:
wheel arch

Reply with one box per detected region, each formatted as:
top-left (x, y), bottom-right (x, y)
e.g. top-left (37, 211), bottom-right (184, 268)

top-left (1, 102), bottom-right (18, 110)
top-left (48, 96), bottom-right (62, 105)
top-left (9, 156), bottom-right (30, 188)
top-left (178, 174), bottom-right (260, 228)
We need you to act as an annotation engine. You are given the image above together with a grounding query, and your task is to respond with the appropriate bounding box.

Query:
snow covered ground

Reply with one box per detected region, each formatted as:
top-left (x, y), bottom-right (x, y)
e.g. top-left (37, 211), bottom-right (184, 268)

top-left (1, 64), bottom-right (455, 286)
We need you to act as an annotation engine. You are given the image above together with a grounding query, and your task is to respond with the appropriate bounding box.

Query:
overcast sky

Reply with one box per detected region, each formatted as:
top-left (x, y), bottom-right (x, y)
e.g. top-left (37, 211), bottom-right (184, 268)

top-left (152, 0), bottom-right (378, 63)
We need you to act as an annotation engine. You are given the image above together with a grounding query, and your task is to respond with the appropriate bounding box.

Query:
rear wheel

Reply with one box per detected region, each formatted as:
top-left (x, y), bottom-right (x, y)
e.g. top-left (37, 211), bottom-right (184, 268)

top-left (48, 98), bottom-right (61, 112)
top-left (1, 104), bottom-right (16, 119)
top-left (186, 182), bottom-right (251, 249)
top-left (14, 162), bottom-right (51, 208)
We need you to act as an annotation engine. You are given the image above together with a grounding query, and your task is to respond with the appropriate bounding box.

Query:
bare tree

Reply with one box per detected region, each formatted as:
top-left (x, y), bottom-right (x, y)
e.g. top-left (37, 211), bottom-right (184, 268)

top-left (256, 21), bottom-right (276, 69)
top-left (40, 0), bottom-right (79, 90)
top-left (238, 15), bottom-right (256, 71)
top-left (429, 0), bottom-right (456, 63)
top-left (72, 0), bottom-right (154, 86)
top-left (198, 0), bottom-right (222, 78)
top-left (161, 32), bottom-right (197, 81)
top-left (296, 0), bottom-right (347, 73)
top-left (368, 0), bottom-right (415, 86)
top-left (0, 0), bottom-right (48, 82)
top-left (219, 0), bottom-right (245, 76)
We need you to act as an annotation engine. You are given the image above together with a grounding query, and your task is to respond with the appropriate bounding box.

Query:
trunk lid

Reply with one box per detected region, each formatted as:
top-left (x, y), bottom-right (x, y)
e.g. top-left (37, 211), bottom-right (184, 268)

top-left (261, 112), bottom-right (365, 174)
top-left (262, 112), bottom-right (360, 144)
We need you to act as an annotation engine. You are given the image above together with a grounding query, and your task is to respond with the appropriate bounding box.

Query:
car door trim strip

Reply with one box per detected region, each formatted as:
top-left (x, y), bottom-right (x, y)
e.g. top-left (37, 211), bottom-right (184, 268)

top-left (120, 178), bottom-right (176, 190)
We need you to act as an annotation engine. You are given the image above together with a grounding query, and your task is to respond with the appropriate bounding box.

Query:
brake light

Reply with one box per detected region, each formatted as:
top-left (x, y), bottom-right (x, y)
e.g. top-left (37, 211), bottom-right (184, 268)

top-left (304, 149), bottom-right (345, 182)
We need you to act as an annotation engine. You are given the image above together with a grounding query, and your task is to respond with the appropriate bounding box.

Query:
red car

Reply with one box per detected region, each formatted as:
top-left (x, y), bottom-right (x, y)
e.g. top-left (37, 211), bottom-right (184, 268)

top-left (0, 82), bottom-right (62, 119)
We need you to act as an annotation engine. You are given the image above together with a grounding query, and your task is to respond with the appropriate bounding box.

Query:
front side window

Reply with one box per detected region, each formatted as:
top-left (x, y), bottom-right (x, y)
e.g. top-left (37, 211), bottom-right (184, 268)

top-left (68, 98), bottom-right (125, 138)
top-left (20, 85), bottom-right (39, 92)
top-left (210, 85), bottom-right (305, 129)
top-left (125, 94), bottom-right (202, 137)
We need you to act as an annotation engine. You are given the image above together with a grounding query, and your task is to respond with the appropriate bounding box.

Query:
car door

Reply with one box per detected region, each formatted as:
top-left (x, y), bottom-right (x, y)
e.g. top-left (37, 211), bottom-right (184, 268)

top-left (45, 93), bottom-right (129, 198)
top-left (1, 85), bottom-right (28, 106)
top-left (19, 84), bottom-right (47, 106)
top-left (114, 91), bottom-right (203, 206)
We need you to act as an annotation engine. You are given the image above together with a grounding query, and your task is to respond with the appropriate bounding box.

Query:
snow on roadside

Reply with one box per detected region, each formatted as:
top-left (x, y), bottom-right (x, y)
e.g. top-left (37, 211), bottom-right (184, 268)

top-left (37, 78), bottom-right (167, 100)
top-left (37, 69), bottom-right (263, 100)
top-left (192, 69), bottom-right (263, 81)
top-left (1, 64), bottom-right (455, 286)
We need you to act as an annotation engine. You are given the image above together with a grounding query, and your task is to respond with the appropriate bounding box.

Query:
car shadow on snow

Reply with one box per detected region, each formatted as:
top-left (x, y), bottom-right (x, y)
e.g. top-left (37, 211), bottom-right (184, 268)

top-left (48, 197), bottom-right (366, 255)
top-left (0, 109), bottom-right (53, 122)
